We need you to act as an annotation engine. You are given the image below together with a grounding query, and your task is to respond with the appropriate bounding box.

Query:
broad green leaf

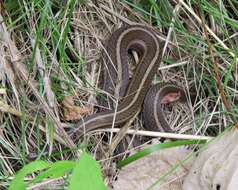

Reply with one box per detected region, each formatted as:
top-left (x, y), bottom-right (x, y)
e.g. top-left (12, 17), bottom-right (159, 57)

top-left (8, 160), bottom-right (50, 190)
top-left (31, 161), bottom-right (76, 185)
top-left (69, 152), bottom-right (108, 190)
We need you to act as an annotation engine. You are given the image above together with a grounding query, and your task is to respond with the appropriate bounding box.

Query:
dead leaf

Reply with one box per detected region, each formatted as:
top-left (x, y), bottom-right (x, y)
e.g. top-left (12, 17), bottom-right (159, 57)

top-left (0, 88), bottom-right (6, 94)
top-left (0, 99), bottom-right (22, 117)
top-left (113, 145), bottom-right (194, 190)
top-left (62, 96), bottom-right (92, 121)
top-left (183, 128), bottom-right (238, 190)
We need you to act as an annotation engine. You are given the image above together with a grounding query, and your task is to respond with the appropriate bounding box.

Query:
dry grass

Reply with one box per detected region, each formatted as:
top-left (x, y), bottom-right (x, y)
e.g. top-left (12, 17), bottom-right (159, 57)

top-left (1, 0), bottom-right (238, 188)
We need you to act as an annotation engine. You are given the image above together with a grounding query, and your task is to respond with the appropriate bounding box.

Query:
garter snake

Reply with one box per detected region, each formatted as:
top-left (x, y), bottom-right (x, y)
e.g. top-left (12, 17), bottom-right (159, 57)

top-left (72, 25), bottom-right (186, 138)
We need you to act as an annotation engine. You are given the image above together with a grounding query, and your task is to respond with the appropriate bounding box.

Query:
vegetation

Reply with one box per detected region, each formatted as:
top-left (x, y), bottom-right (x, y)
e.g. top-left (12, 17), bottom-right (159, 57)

top-left (0, 0), bottom-right (238, 189)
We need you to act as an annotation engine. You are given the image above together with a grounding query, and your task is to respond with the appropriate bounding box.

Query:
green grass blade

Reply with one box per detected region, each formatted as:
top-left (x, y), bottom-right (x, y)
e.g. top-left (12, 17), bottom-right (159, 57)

top-left (117, 140), bottom-right (207, 169)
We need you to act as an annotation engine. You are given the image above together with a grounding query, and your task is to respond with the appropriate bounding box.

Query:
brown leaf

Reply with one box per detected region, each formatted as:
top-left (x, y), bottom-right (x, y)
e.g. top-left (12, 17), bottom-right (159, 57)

top-left (0, 88), bottom-right (6, 94)
top-left (62, 96), bottom-right (92, 121)
top-left (183, 128), bottom-right (238, 190)
top-left (113, 145), bottom-right (193, 190)
top-left (0, 99), bottom-right (22, 117)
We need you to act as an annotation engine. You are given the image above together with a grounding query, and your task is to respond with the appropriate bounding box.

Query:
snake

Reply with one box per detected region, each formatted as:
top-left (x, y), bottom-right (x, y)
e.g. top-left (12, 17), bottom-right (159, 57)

top-left (72, 24), bottom-right (187, 139)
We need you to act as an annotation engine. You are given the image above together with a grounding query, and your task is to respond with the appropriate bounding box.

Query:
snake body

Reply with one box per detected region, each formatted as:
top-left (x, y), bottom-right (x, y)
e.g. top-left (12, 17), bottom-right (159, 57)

top-left (143, 83), bottom-right (186, 132)
top-left (73, 25), bottom-right (186, 137)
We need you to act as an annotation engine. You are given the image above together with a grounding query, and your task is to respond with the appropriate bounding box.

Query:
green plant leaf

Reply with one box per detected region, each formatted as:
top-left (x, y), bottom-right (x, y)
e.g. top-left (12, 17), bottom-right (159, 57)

top-left (31, 161), bottom-right (76, 185)
top-left (117, 140), bottom-right (207, 169)
top-left (8, 160), bottom-right (50, 190)
top-left (69, 152), bottom-right (108, 190)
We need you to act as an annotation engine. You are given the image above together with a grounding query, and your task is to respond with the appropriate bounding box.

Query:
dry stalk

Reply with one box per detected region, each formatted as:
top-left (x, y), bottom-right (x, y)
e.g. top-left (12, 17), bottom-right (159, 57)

top-left (199, 5), bottom-right (234, 123)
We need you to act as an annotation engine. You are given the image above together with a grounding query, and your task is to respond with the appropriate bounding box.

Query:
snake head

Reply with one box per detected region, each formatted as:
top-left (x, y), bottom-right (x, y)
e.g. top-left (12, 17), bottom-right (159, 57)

top-left (160, 91), bottom-right (182, 105)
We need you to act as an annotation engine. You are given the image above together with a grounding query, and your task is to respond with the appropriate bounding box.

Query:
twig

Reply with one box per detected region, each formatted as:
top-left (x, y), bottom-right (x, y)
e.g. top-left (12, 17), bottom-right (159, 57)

top-left (93, 128), bottom-right (212, 141)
